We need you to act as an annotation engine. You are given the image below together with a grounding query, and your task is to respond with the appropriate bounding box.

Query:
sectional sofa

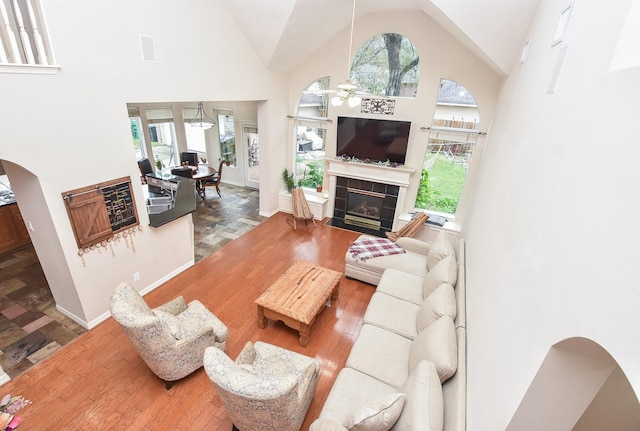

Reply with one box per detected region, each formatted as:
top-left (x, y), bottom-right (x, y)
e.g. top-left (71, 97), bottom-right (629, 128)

top-left (310, 231), bottom-right (466, 431)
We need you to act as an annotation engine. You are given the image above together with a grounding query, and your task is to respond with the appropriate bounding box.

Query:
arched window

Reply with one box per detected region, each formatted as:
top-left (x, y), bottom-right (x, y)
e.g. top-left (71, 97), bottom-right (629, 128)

top-left (293, 77), bottom-right (330, 189)
top-left (350, 33), bottom-right (420, 97)
top-left (416, 79), bottom-right (480, 215)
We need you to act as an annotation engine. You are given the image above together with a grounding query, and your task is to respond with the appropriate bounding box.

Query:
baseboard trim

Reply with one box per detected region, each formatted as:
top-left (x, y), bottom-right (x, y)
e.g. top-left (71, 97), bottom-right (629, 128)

top-left (57, 260), bottom-right (195, 330)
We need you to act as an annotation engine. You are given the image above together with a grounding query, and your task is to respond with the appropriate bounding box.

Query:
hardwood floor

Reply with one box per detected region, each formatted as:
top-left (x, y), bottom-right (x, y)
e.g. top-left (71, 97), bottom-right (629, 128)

top-left (1, 212), bottom-right (374, 430)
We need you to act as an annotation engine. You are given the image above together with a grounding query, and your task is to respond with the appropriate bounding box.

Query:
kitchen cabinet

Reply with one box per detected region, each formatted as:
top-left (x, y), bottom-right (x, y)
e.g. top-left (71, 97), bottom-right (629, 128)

top-left (0, 203), bottom-right (31, 254)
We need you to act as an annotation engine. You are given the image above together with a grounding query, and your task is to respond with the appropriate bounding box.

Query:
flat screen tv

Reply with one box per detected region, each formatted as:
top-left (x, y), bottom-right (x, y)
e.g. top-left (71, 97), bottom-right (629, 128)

top-left (336, 116), bottom-right (411, 165)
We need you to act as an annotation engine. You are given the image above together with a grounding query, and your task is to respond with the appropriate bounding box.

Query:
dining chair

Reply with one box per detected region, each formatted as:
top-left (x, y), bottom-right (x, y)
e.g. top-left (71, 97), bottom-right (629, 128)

top-left (203, 160), bottom-right (224, 197)
top-left (180, 151), bottom-right (199, 166)
top-left (137, 158), bottom-right (154, 184)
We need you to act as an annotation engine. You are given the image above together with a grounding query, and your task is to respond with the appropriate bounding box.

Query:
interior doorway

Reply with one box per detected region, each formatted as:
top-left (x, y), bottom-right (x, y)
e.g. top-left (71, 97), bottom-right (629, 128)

top-left (244, 123), bottom-right (259, 189)
top-left (0, 161), bottom-right (86, 379)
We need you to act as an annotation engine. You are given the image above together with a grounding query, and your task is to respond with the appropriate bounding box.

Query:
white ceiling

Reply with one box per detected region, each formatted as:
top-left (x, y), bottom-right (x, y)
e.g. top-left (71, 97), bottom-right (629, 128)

top-left (220, 0), bottom-right (540, 76)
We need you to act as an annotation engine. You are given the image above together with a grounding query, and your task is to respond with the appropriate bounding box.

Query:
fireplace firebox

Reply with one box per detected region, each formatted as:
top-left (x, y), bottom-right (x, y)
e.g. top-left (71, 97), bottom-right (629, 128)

top-left (345, 188), bottom-right (385, 230)
top-left (329, 176), bottom-right (399, 236)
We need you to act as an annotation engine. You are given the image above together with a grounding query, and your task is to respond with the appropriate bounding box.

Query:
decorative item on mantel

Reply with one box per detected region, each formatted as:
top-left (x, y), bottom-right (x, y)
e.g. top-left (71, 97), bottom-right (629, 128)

top-left (339, 154), bottom-right (400, 168)
top-left (0, 393), bottom-right (31, 431)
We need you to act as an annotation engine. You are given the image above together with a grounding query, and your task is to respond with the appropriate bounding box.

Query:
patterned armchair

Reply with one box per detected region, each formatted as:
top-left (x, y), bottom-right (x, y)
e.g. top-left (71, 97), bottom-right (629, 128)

top-left (204, 341), bottom-right (320, 431)
top-left (109, 283), bottom-right (229, 388)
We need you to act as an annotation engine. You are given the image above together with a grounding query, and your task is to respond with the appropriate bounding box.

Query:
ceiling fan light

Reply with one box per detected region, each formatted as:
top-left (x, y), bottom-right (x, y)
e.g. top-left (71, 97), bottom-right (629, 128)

top-left (347, 96), bottom-right (362, 108)
top-left (331, 96), bottom-right (344, 106)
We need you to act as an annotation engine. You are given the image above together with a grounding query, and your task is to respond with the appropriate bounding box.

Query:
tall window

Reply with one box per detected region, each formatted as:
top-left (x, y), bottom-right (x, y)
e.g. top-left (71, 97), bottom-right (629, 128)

top-left (182, 106), bottom-right (208, 163)
top-left (145, 106), bottom-right (178, 170)
top-left (351, 33), bottom-right (420, 97)
top-left (416, 79), bottom-right (480, 214)
top-left (218, 112), bottom-right (236, 167)
top-left (294, 77), bottom-right (329, 189)
top-left (128, 106), bottom-right (146, 161)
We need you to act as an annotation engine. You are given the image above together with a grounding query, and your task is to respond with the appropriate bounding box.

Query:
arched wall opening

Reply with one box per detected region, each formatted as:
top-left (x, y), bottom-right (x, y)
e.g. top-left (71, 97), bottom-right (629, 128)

top-left (0, 159), bottom-right (84, 324)
top-left (507, 337), bottom-right (640, 430)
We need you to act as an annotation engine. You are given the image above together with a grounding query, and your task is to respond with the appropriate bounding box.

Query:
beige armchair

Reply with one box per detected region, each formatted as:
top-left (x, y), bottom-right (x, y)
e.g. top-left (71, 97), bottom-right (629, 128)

top-left (109, 282), bottom-right (229, 389)
top-left (204, 341), bottom-right (320, 431)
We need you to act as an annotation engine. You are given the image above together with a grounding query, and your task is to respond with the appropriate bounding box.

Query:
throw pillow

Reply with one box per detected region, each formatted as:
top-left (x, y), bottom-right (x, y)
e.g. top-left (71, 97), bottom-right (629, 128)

top-left (346, 392), bottom-right (405, 431)
top-left (409, 316), bottom-right (457, 383)
top-left (423, 255), bottom-right (457, 298)
top-left (416, 283), bottom-right (457, 333)
top-left (426, 231), bottom-right (455, 271)
top-left (152, 309), bottom-right (185, 340)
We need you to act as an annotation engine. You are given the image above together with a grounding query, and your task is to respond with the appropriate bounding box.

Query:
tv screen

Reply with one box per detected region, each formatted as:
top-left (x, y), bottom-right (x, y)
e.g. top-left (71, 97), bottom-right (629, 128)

top-left (336, 116), bottom-right (411, 164)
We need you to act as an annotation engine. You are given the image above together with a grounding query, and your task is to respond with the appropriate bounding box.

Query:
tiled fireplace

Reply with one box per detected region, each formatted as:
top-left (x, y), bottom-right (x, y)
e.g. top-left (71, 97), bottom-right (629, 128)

top-left (326, 159), bottom-right (415, 237)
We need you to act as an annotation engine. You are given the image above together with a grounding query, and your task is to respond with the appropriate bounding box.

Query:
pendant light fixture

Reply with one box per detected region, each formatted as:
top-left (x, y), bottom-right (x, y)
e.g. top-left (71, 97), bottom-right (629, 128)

top-left (331, 0), bottom-right (362, 107)
top-left (188, 101), bottom-right (215, 129)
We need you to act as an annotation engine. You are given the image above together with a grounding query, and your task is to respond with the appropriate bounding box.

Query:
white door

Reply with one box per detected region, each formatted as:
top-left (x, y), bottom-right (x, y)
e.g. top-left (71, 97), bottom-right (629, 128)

top-left (244, 123), bottom-right (259, 189)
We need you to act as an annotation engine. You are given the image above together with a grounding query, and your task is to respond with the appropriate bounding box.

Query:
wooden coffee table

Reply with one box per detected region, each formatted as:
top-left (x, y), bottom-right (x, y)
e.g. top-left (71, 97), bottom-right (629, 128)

top-left (255, 261), bottom-right (341, 347)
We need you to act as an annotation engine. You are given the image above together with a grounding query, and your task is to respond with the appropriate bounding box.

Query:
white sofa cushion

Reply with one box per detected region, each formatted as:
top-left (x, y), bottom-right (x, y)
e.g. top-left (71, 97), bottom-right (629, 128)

top-left (315, 367), bottom-right (399, 426)
top-left (346, 324), bottom-right (412, 388)
top-left (347, 392), bottom-right (405, 431)
top-left (376, 269), bottom-right (424, 305)
top-left (423, 255), bottom-right (458, 298)
top-left (310, 419), bottom-right (350, 431)
top-left (345, 235), bottom-right (429, 286)
top-left (409, 316), bottom-right (457, 383)
top-left (426, 230), bottom-right (456, 271)
top-left (393, 360), bottom-right (444, 431)
top-left (363, 293), bottom-right (420, 339)
top-left (416, 283), bottom-right (457, 333)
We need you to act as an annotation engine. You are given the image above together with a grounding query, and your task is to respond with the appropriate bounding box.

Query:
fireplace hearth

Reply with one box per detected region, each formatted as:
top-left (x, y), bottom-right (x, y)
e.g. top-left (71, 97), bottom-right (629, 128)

top-left (328, 176), bottom-right (399, 237)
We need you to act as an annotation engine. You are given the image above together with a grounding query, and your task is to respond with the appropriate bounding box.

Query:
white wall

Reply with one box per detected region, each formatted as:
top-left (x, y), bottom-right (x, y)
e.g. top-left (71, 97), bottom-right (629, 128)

top-left (0, 0), bottom-right (288, 326)
top-left (288, 11), bottom-right (503, 216)
top-left (463, 0), bottom-right (640, 428)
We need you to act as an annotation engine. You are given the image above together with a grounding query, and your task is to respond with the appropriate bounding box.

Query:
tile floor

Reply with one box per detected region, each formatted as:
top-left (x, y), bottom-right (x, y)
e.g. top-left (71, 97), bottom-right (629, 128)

top-left (0, 245), bottom-right (87, 379)
top-left (0, 182), bottom-right (265, 379)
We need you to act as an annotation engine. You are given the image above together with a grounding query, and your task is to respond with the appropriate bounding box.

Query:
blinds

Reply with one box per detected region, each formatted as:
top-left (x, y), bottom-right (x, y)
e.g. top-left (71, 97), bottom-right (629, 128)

top-left (145, 107), bottom-right (173, 124)
top-left (127, 106), bottom-right (140, 118)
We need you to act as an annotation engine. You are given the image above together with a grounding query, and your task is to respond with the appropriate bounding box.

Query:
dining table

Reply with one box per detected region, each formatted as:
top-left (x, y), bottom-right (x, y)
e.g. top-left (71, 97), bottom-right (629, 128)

top-left (191, 164), bottom-right (217, 199)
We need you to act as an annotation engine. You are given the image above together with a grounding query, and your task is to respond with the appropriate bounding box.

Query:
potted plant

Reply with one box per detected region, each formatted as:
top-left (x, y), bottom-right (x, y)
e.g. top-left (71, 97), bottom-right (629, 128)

top-left (155, 157), bottom-right (164, 171)
top-left (282, 168), bottom-right (295, 192)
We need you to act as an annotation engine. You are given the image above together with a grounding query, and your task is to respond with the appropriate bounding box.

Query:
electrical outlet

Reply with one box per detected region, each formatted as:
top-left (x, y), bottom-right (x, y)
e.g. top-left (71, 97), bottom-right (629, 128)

top-left (133, 272), bottom-right (140, 282)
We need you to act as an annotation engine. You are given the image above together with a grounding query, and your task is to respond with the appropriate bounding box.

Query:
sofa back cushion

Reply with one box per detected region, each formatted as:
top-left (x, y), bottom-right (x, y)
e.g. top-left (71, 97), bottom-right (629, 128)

top-left (416, 283), bottom-right (457, 333)
top-left (423, 255), bottom-right (457, 298)
top-left (347, 392), bottom-right (405, 431)
top-left (426, 231), bottom-right (455, 271)
top-left (393, 360), bottom-right (443, 431)
top-left (409, 316), bottom-right (457, 383)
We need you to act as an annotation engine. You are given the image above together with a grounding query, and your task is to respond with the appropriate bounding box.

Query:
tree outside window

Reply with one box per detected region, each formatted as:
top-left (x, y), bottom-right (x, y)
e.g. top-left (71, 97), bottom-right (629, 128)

top-left (350, 33), bottom-right (420, 97)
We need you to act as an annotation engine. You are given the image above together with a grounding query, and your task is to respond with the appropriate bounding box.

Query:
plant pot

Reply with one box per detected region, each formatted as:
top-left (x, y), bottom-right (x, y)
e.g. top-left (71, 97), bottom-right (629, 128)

top-left (316, 186), bottom-right (323, 192)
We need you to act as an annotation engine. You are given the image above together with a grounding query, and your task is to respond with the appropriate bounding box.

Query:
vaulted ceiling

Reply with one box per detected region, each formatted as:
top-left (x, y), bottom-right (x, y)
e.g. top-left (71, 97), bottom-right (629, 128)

top-left (220, 0), bottom-right (540, 76)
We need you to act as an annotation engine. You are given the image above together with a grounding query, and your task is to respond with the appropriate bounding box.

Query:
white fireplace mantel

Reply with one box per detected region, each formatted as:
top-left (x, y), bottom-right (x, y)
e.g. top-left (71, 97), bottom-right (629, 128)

top-left (327, 158), bottom-right (415, 187)
top-left (327, 158), bottom-right (416, 229)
